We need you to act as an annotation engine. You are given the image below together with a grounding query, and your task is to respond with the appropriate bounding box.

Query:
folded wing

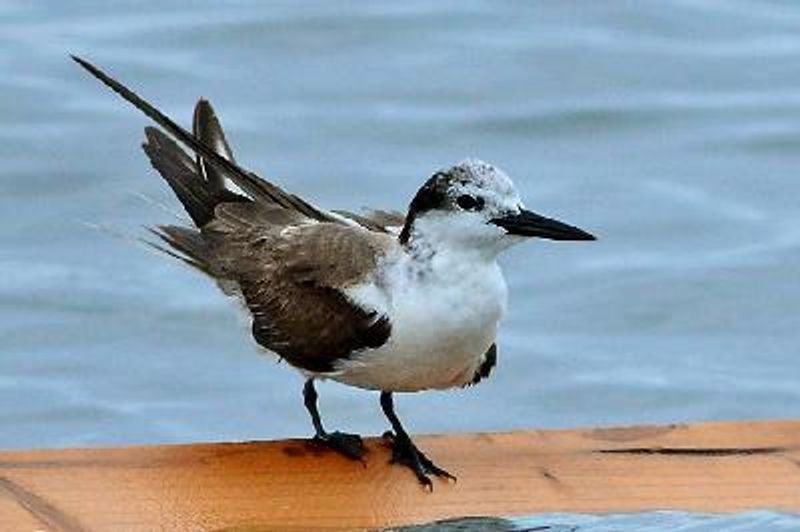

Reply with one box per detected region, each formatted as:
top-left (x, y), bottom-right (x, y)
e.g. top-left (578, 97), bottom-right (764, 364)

top-left (72, 57), bottom-right (393, 372)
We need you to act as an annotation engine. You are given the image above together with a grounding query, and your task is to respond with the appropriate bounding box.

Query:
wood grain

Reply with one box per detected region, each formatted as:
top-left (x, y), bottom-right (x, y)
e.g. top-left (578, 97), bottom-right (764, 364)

top-left (0, 419), bottom-right (797, 531)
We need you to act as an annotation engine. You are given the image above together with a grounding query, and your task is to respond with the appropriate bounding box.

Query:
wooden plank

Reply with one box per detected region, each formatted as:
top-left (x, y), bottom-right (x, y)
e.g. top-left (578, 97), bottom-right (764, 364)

top-left (0, 419), bottom-right (797, 531)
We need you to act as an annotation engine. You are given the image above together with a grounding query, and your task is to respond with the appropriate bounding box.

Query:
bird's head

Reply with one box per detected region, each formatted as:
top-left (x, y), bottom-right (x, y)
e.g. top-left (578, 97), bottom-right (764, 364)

top-left (399, 159), bottom-right (595, 257)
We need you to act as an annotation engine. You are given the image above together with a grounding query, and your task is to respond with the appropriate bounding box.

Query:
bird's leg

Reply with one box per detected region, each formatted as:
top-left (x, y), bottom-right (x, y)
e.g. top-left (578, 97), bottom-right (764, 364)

top-left (303, 379), bottom-right (365, 460)
top-left (380, 391), bottom-right (456, 489)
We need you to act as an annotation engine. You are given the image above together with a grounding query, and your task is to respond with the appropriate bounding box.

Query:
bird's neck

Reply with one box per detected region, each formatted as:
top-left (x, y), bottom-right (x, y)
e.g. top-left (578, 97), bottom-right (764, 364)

top-left (398, 234), bottom-right (503, 288)
top-left (387, 232), bottom-right (509, 336)
top-left (399, 214), bottom-right (508, 264)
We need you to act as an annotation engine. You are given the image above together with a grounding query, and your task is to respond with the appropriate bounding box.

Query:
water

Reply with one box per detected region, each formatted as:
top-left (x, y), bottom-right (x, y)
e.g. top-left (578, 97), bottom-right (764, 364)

top-left (0, 2), bottom-right (798, 528)
top-left (395, 511), bottom-right (800, 531)
top-left (515, 511), bottom-right (800, 532)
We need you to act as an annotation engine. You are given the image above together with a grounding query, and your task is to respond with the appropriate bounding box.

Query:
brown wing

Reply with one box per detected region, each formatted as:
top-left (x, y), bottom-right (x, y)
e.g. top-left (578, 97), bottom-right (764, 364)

top-left (363, 209), bottom-right (406, 228)
top-left (73, 55), bottom-right (397, 373)
top-left (141, 114), bottom-right (394, 373)
top-left (204, 215), bottom-right (394, 373)
top-left (332, 209), bottom-right (406, 233)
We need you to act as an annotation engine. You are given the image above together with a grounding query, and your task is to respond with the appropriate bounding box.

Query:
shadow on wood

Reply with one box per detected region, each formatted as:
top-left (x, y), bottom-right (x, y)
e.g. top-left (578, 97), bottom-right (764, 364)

top-left (0, 419), bottom-right (798, 531)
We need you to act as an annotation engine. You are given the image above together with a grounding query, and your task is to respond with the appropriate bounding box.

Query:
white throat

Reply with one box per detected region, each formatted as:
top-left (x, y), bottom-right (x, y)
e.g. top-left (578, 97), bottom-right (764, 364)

top-left (405, 212), bottom-right (518, 263)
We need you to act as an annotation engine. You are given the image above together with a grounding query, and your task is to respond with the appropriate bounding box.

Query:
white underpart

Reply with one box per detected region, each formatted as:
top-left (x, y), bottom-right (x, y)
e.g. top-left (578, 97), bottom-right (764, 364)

top-left (335, 213), bottom-right (512, 392)
top-left (315, 159), bottom-right (525, 392)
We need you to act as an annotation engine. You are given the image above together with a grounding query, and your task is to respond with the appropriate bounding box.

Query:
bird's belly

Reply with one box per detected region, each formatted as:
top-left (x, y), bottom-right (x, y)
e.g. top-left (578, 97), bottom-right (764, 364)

top-left (334, 268), bottom-right (506, 392)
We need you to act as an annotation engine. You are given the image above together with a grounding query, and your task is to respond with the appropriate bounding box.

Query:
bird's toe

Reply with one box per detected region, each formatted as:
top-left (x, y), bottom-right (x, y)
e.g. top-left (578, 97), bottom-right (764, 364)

top-left (314, 431), bottom-right (366, 461)
top-left (385, 432), bottom-right (455, 489)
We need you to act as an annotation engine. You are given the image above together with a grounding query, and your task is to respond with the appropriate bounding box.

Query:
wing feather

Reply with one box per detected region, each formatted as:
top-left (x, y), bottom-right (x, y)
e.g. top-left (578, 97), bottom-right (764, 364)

top-left (73, 55), bottom-right (336, 223)
top-left (205, 222), bottom-right (393, 372)
top-left (72, 55), bottom-right (398, 373)
top-left (468, 343), bottom-right (497, 386)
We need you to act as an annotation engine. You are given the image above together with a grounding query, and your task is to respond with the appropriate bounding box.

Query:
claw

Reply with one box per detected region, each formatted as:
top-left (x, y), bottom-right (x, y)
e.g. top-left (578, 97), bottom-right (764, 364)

top-left (313, 431), bottom-right (366, 462)
top-left (385, 431), bottom-right (455, 489)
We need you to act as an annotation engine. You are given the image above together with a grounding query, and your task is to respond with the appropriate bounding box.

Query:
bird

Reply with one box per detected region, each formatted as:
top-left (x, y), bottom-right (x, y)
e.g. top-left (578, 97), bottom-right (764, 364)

top-left (72, 55), bottom-right (596, 489)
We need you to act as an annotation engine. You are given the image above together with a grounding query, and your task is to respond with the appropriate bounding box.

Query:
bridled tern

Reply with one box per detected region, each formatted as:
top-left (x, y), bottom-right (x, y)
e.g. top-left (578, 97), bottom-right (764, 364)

top-left (72, 55), bottom-right (596, 489)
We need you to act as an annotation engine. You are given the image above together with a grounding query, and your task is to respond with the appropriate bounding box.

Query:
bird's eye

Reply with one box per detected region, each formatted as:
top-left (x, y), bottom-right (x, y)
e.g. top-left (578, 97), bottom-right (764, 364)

top-left (456, 194), bottom-right (484, 211)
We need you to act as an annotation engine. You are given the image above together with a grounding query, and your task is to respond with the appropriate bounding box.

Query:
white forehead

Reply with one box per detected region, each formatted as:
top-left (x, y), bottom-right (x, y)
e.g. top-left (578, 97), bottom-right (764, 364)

top-left (449, 159), bottom-right (517, 198)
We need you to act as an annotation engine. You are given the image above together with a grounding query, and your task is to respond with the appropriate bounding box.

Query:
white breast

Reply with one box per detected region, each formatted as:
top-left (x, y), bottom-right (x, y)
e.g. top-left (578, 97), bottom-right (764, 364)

top-left (334, 247), bottom-right (508, 392)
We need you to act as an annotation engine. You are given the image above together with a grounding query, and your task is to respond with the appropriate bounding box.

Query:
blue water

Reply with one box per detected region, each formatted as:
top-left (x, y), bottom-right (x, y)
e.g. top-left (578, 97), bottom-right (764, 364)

top-left (2, 0), bottom-right (799, 448)
top-left (394, 511), bottom-right (800, 531)
top-left (516, 511), bottom-right (800, 531)
top-left (0, 2), bottom-right (798, 527)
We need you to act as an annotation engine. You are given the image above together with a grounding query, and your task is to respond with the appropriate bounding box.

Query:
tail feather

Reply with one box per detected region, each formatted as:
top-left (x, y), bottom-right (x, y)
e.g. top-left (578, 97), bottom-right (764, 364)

top-left (193, 98), bottom-right (235, 194)
top-left (146, 225), bottom-right (213, 275)
top-left (71, 55), bottom-right (337, 224)
top-left (142, 127), bottom-right (217, 226)
top-left (142, 238), bottom-right (208, 274)
top-left (141, 121), bottom-right (248, 275)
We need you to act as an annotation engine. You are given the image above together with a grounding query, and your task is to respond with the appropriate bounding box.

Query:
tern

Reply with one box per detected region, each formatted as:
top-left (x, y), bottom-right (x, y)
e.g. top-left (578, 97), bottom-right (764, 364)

top-left (73, 55), bottom-right (595, 488)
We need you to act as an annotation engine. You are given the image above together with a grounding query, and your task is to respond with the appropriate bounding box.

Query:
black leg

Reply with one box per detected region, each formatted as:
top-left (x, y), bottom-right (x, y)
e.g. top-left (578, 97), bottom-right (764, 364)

top-left (380, 391), bottom-right (455, 489)
top-left (302, 379), bottom-right (365, 460)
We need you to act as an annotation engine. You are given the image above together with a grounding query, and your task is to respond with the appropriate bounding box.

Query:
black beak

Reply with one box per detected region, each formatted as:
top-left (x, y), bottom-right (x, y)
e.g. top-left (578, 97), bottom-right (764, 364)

top-left (490, 209), bottom-right (596, 241)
